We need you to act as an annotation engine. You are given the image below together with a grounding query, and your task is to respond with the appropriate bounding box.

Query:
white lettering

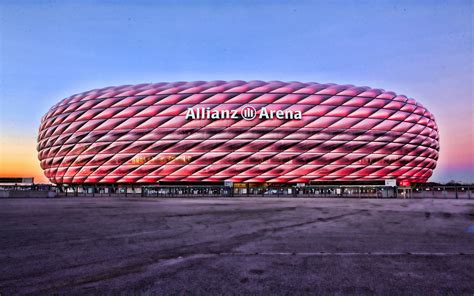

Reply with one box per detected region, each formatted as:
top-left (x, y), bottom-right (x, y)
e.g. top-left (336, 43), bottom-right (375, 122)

top-left (221, 110), bottom-right (229, 119)
top-left (211, 110), bottom-right (220, 119)
top-left (185, 106), bottom-right (302, 120)
top-left (276, 110), bottom-right (284, 119)
top-left (185, 108), bottom-right (195, 120)
top-left (230, 109), bottom-right (238, 119)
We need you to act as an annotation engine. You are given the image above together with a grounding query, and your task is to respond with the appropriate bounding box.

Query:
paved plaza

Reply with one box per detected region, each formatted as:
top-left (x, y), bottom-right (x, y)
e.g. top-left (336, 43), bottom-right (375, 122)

top-left (0, 197), bottom-right (473, 295)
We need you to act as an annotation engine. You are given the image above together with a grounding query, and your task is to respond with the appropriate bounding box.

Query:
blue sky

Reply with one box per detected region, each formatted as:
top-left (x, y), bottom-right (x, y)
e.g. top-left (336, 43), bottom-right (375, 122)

top-left (0, 0), bottom-right (472, 182)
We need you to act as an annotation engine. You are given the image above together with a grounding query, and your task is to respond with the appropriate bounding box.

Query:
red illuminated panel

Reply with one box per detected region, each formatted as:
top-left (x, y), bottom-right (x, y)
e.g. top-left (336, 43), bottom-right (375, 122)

top-left (399, 180), bottom-right (411, 187)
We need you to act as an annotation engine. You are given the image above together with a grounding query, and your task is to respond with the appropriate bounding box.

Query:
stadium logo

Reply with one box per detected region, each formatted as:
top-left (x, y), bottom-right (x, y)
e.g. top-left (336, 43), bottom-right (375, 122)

top-left (185, 105), bottom-right (302, 120)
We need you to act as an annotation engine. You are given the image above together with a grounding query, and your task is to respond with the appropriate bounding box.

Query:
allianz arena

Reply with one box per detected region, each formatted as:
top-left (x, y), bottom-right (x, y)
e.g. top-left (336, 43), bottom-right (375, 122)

top-left (37, 81), bottom-right (439, 188)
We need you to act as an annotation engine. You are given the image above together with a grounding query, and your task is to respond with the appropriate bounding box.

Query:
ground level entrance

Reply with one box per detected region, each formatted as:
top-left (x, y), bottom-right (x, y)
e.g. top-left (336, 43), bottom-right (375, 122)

top-left (53, 182), bottom-right (420, 198)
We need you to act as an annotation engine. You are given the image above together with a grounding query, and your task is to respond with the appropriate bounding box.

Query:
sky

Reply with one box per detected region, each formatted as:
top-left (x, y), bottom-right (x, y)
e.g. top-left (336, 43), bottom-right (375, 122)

top-left (0, 0), bottom-right (473, 184)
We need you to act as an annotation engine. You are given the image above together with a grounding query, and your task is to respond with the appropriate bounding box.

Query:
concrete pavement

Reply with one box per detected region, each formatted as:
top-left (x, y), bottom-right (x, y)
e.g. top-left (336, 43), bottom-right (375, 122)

top-left (0, 197), bottom-right (473, 295)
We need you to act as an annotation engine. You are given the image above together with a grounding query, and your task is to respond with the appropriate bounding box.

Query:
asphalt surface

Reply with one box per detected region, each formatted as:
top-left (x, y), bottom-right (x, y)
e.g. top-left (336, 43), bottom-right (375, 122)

top-left (0, 197), bottom-right (473, 295)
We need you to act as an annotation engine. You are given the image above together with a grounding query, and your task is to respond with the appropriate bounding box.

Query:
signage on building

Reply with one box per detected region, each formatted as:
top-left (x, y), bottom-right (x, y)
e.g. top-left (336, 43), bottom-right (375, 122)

top-left (185, 105), bottom-right (302, 120)
top-left (385, 179), bottom-right (397, 187)
top-left (399, 180), bottom-right (411, 187)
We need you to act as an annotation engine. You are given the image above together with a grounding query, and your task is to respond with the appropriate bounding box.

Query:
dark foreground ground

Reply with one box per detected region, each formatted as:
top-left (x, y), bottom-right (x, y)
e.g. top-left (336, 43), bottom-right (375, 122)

top-left (0, 197), bottom-right (473, 295)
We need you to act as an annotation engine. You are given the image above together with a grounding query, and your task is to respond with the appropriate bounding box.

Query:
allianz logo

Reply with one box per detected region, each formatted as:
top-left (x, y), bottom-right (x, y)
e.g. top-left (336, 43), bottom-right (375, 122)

top-left (185, 105), bottom-right (303, 121)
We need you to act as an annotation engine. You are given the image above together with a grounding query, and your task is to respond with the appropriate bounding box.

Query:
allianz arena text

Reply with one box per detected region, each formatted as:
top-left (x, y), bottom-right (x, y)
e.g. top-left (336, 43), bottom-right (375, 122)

top-left (37, 81), bottom-right (439, 185)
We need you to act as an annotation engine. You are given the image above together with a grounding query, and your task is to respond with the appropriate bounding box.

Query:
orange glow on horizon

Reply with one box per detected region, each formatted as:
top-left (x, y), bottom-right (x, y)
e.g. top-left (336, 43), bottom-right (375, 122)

top-left (0, 135), bottom-right (49, 184)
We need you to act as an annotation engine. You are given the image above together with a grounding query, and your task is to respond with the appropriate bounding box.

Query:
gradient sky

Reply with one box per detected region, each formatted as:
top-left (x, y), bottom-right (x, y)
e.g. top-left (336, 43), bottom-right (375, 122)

top-left (0, 0), bottom-right (472, 183)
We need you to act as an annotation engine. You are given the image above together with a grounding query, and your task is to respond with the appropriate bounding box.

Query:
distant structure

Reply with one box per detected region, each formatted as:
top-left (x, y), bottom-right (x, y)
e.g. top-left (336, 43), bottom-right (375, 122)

top-left (0, 177), bottom-right (34, 185)
top-left (37, 81), bottom-right (439, 190)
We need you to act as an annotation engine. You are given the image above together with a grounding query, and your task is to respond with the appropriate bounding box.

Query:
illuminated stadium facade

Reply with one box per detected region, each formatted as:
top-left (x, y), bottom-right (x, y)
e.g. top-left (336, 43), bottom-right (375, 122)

top-left (37, 81), bottom-right (439, 190)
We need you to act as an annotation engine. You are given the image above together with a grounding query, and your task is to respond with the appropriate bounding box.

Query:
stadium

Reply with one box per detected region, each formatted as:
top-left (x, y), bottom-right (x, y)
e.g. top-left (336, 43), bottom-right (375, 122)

top-left (37, 81), bottom-right (439, 196)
